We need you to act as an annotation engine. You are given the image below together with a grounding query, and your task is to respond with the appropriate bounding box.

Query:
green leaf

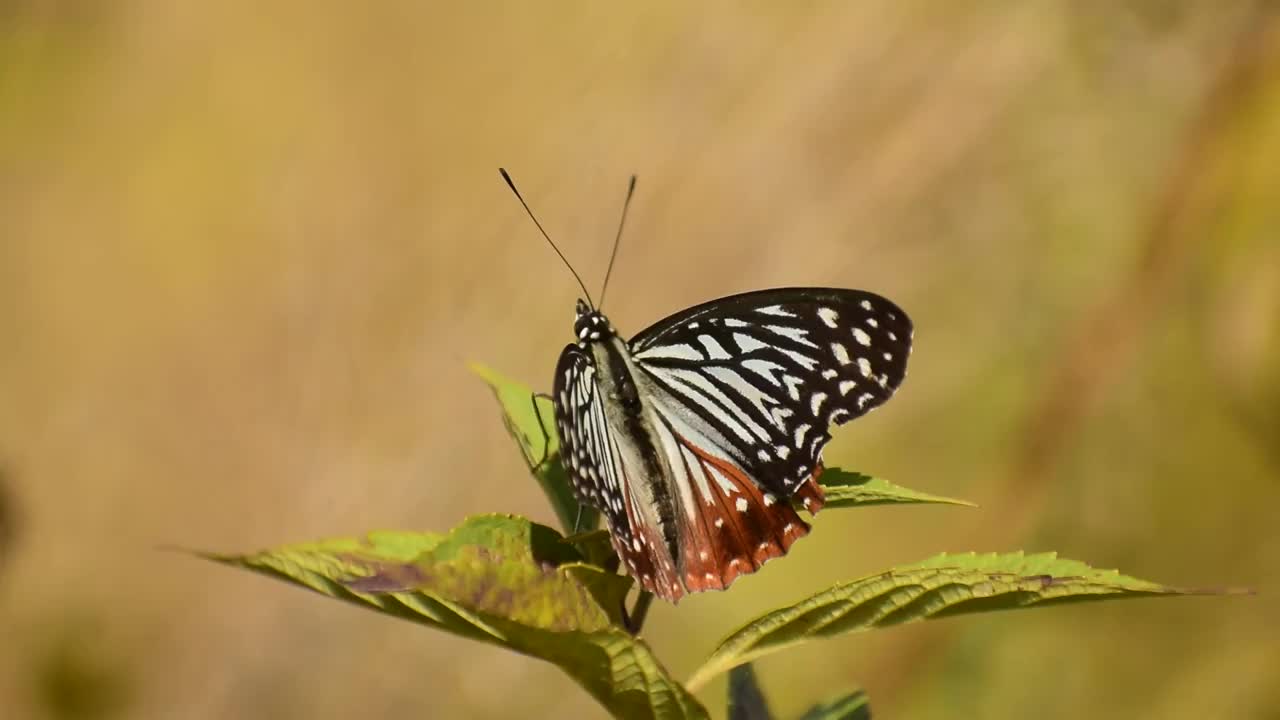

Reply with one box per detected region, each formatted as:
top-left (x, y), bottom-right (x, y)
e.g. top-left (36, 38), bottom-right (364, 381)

top-left (472, 363), bottom-right (600, 535)
top-left (687, 552), bottom-right (1242, 690)
top-left (816, 469), bottom-right (974, 509)
top-left (797, 689), bottom-right (871, 720)
top-left (203, 515), bottom-right (706, 720)
top-left (727, 663), bottom-right (774, 720)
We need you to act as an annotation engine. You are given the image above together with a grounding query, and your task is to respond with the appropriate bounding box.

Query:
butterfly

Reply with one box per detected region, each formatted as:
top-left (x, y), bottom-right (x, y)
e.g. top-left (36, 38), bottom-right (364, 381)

top-left (501, 170), bottom-right (912, 604)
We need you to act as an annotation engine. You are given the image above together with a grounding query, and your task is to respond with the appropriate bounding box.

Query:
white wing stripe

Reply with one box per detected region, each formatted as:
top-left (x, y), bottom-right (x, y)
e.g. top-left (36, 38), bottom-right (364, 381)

top-left (652, 366), bottom-right (761, 445)
top-left (705, 365), bottom-right (780, 431)
top-left (732, 332), bottom-right (769, 353)
top-left (635, 343), bottom-right (703, 362)
top-left (742, 358), bottom-right (785, 386)
top-left (778, 347), bottom-right (819, 370)
top-left (664, 365), bottom-right (772, 442)
top-left (651, 398), bottom-right (755, 500)
top-left (697, 334), bottom-right (732, 360)
top-left (765, 325), bottom-right (819, 348)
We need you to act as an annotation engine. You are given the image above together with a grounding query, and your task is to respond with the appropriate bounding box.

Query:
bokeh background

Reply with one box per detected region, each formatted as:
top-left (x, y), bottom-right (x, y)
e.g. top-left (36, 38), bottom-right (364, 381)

top-left (2, 2), bottom-right (1278, 719)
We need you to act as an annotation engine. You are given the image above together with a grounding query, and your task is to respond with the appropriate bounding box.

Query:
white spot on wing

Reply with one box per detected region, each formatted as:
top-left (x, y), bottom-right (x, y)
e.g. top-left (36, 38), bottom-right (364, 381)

top-left (735, 497), bottom-right (749, 512)
top-left (853, 328), bottom-right (872, 346)
top-left (832, 342), bottom-right (851, 365)
top-left (818, 307), bottom-right (839, 328)
top-left (810, 392), bottom-right (827, 416)
top-left (794, 423), bottom-right (811, 447)
top-left (857, 357), bottom-right (873, 377)
top-left (839, 380), bottom-right (857, 395)
top-left (860, 299), bottom-right (873, 311)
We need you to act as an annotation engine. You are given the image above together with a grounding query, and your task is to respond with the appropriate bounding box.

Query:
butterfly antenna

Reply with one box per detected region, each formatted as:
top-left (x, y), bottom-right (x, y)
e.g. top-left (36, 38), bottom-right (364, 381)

top-left (597, 175), bottom-right (637, 310)
top-left (499, 167), bottom-right (594, 307)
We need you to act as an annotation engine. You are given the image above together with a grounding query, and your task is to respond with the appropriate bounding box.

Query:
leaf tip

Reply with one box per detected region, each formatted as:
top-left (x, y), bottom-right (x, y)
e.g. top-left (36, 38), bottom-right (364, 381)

top-left (468, 362), bottom-right (499, 385)
top-left (161, 543), bottom-right (232, 563)
top-left (1178, 585), bottom-right (1257, 597)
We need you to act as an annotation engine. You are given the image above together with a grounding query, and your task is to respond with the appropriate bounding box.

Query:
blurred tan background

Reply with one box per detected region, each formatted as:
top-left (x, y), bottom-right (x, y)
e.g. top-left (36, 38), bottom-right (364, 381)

top-left (2, 2), bottom-right (1278, 719)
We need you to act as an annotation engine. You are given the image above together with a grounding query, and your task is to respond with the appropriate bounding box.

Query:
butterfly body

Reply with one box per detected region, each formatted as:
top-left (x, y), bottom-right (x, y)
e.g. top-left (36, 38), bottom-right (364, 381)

top-left (552, 288), bottom-right (912, 603)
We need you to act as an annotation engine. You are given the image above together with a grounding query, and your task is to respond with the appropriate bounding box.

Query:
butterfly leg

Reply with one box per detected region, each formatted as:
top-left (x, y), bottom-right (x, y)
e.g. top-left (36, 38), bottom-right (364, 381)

top-left (528, 392), bottom-right (555, 472)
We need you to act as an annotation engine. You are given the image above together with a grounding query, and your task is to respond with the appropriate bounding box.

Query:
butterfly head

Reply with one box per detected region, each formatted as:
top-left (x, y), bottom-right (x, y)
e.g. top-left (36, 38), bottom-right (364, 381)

top-left (574, 299), bottom-right (616, 343)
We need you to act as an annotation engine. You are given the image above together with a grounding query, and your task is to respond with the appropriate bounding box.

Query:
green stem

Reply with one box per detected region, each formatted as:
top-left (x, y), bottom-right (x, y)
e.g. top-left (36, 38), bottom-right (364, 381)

top-left (625, 590), bottom-right (655, 634)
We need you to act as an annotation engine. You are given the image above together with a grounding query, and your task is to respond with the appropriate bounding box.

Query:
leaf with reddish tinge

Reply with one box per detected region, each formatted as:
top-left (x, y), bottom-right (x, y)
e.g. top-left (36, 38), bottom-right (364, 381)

top-left (203, 515), bottom-right (706, 720)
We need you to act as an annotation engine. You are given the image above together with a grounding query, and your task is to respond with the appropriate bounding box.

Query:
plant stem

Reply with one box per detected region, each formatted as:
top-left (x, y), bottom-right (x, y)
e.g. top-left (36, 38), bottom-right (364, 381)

top-left (625, 590), bottom-right (655, 634)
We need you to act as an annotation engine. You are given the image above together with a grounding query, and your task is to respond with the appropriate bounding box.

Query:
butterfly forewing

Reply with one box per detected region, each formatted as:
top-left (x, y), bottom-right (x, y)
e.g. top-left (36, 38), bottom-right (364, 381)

top-left (630, 288), bottom-right (912, 497)
top-left (552, 287), bottom-right (912, 603)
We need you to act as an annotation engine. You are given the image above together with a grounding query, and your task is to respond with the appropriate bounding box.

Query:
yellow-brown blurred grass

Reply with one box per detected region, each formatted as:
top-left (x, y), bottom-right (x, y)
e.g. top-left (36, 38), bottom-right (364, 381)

top-left (1, 3), bottom-right (1277, 719)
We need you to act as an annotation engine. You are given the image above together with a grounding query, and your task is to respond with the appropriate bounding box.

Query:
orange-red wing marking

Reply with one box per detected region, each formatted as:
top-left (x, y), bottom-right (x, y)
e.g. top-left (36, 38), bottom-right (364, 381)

top-left (667, 432), bottom-right (826, 599)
